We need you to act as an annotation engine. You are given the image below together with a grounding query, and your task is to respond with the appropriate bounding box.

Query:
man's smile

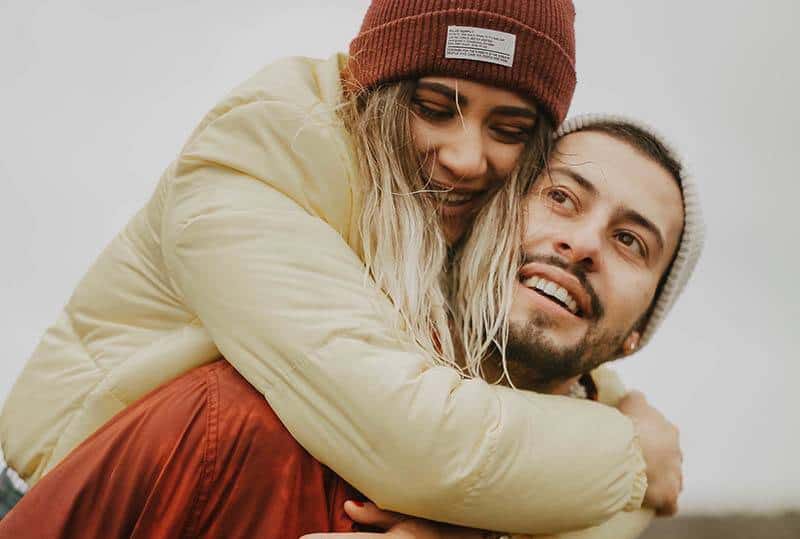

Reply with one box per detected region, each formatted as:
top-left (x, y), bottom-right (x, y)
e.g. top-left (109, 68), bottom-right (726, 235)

top-left (521, 275), bottom-right (581, 316)
top-left (518, 260), bottom-right (594, 320)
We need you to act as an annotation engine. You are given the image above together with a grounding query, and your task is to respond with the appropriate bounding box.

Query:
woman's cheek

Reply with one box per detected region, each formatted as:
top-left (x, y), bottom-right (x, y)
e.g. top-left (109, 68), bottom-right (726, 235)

top-left (495, 145), bottom-right (525, 179)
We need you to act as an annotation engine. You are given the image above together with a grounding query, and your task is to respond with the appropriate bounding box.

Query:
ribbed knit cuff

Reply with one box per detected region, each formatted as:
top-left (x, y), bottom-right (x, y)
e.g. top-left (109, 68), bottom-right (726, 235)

top-left (625, 432), bottom-right (649, 512)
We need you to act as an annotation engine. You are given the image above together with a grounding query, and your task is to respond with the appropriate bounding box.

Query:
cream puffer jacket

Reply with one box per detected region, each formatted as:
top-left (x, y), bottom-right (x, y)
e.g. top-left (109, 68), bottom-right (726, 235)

top-left (0, 54), bottom-right (648, 536)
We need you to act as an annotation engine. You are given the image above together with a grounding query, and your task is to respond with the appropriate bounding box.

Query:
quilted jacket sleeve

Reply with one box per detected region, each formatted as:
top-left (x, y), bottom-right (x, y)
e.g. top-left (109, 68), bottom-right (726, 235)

top-left (161, 100), bottom-right (647, 535)
top-left (519, 369), bottom-right (654, 538)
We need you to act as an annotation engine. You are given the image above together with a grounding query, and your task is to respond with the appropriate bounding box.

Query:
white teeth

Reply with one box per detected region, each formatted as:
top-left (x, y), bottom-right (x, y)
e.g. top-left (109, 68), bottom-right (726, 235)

top-left (521, 276), bottom-right (544, 291)
top-left (554, 286), bottom-right (569, 303)
top-left (567, 298), bottom-right (578, 314)
top-left (522, 276), bottom-right (540, 288)
top-left (522, 276), bottom-right (580, 315)
top-left (433, 191), bottom-right (474, 204)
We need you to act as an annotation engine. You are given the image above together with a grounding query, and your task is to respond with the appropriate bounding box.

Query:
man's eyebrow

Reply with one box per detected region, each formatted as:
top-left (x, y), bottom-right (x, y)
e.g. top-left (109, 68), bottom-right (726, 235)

top-left (415, 81), bottom-right (465, 105)
top-left (549, 165), bottom-right (666, 254)
top-left (615, 208), bottom-right (665, 254)
top-left (549, 166), bottom-right (598, 196)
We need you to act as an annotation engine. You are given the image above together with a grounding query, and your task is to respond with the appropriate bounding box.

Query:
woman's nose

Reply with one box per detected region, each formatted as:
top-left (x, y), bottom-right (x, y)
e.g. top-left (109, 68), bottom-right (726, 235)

top-left (436, 125), bottom-right (489, 184)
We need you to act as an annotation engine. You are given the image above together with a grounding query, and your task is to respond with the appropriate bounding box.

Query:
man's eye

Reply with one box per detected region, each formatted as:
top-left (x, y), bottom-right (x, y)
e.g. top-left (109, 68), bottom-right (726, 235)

top-left (615, 231), bottom-right (646, 258)
top-left (545, 188), bottom-right (577, 211)
top-left (412, 100), bottom-right (453, 120)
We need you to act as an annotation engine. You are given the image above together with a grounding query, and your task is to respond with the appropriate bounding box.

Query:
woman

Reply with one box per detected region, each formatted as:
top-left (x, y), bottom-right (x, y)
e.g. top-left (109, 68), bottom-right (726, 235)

top-left (0, 1), bottom-right (657, 533)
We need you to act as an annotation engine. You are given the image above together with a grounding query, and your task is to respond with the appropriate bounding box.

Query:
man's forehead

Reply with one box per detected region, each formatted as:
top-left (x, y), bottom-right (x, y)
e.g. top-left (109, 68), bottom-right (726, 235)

top-left (552, 131), bottom-right (681, 209)
top-left (550, 131), bottom-right (671, 186)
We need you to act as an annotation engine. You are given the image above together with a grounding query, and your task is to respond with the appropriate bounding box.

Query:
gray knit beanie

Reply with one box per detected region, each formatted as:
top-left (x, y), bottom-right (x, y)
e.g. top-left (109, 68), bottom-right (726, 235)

top-left (555, 113), bottom-right (705, 348)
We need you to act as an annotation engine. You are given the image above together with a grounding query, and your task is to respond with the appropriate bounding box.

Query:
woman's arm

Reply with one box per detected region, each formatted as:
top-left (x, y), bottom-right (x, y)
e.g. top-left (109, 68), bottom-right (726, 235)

top-left (161, 100), bottom-right (646, 535)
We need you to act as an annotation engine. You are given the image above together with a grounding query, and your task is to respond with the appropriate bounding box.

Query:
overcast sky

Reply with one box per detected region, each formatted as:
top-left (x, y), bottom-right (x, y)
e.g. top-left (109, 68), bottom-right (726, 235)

top-left (1, 0), bottom-right (798, 514)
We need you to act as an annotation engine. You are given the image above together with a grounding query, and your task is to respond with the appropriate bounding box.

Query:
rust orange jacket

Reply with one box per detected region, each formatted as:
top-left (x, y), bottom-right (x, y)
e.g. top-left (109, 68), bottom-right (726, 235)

top-left (0, 362), bottom-right (358, 538)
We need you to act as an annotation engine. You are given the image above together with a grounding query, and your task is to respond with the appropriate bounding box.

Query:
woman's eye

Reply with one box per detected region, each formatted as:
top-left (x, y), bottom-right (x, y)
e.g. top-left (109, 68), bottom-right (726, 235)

top-left (615, 231), bottom-right (646, 258)
top-left (491, 125), bottom-right (532, 143)
top-left (545, 188), bottom-right (577, 211)
top-left (412, 100), bottom-right (453, 121)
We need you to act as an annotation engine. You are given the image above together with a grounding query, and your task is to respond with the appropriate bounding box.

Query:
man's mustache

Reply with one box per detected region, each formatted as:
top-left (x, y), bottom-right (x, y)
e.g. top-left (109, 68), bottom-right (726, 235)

top-left (521, 253), bottom-right (604, 321)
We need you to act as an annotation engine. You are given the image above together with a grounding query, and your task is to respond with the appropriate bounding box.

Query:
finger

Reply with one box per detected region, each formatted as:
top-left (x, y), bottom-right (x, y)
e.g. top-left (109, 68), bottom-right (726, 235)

top-left (656, 498), bottom-right (679, 517)
top-left (344, 501), bottom-right (407, 530)
top-left (655, 486), bottom-right (680, 517)
top-left (623, 390), bottom-right (647, 403)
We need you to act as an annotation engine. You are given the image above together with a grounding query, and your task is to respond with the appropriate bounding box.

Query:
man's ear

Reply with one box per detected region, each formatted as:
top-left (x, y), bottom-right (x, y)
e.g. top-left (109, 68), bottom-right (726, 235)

top-left (621, 331), bottom-right (641, 357)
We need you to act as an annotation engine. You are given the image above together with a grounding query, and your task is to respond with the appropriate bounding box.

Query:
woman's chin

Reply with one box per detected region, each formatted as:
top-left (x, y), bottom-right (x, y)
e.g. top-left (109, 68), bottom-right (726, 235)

top-left (442, 219), bottom-right (468, 246)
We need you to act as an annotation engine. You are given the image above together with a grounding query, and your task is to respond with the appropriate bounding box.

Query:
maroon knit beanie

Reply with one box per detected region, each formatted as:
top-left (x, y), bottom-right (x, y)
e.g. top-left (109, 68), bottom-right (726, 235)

top-left (347, 0), bottom-right (576, 124)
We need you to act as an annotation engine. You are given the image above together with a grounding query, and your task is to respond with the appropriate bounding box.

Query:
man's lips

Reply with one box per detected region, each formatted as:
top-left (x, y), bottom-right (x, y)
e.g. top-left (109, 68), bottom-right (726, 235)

top-left (521, 276), bottom-right (581, 316)
top-left (519, 262), bottom-right (593, 319)
top-left (516, 279), bottom-right (584, 321)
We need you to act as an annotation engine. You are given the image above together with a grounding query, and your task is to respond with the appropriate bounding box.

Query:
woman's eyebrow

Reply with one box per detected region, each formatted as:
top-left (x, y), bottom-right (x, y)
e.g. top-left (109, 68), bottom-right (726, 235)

top-left (416, 81), bottom-right (464, 104)
top-left (415, 82), bottom-right (536, 119)
top-left (492, 106), bottom-right (538, 119)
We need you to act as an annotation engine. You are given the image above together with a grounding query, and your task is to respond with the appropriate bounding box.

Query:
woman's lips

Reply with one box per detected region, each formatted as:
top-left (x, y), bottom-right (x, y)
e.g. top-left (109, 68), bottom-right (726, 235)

top-left (437, 194), bottom-right (485, 218)
top-left (427, 181), bottom-right (487, 219)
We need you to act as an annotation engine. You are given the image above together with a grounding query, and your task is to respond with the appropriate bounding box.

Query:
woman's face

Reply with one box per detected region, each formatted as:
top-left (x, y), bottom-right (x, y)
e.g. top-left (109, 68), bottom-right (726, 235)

top-left (410, 77), bottom-right (539, 244)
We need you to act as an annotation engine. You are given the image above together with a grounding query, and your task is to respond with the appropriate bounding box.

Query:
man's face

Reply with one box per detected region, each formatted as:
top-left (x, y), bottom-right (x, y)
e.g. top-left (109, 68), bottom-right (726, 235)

top-left (507, 131), bottom-right (684, 384)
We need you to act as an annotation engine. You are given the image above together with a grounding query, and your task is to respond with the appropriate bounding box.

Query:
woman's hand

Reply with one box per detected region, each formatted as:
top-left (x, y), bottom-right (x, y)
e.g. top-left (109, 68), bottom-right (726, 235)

top-left (617, 391), bottom-right (683, 516)
top-left (300, 501), bottom-right (489, 538)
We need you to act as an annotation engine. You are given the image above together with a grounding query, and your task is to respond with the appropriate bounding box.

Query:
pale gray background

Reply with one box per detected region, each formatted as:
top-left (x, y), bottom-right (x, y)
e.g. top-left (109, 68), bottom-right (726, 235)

top-left (1, 0), bottom-right (797, 515)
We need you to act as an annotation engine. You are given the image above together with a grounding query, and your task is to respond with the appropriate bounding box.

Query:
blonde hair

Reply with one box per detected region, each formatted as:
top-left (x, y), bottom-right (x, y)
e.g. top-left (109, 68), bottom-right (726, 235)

top-left (339, 80), bottom-right (553, 377)
top-left (452, 124), bottom-right (552, 381)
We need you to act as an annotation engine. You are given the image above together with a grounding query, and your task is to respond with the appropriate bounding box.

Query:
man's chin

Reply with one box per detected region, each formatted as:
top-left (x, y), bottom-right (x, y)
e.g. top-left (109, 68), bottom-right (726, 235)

top-left (510, 314), bottom-right (587, 350)
top-left (506, 318), bottom-right (627, 390)
top-left (506, 323), bottom-right (588, 385)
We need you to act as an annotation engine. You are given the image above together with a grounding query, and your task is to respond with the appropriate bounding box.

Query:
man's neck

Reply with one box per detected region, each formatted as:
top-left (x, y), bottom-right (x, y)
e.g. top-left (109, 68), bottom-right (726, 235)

top-left (481, 351), bottom-right (579, 396)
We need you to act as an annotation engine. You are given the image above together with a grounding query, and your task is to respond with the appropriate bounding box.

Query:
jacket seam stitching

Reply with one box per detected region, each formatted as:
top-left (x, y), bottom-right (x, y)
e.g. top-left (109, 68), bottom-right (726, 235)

top-left (182, 366), bottom-right (220, 538)
top-left (462, 392), bottom-right (502, 504)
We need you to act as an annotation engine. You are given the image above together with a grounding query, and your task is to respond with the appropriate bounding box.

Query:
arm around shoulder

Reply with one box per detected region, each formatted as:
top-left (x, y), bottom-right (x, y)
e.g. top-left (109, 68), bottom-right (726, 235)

top-left (160, 100), bottom-right (646, 535)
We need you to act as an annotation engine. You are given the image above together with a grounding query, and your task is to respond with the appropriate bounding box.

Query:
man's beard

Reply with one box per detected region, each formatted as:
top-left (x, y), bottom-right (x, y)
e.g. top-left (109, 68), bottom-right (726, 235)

top-left (505, 311), bottom-right (626, 391)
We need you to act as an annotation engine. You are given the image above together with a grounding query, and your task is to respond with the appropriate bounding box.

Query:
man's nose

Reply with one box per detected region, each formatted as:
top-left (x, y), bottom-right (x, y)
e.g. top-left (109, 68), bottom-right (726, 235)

top-left (436, 124), bottom-right (489, 183)
top-left (553, 225), bottom-right (604, 272)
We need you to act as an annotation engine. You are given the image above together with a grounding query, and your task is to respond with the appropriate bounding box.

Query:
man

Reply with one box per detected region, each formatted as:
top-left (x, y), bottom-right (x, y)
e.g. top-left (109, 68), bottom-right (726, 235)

top-left (320, 115), bottom-right (703, 537)
top-left (0, 115), bottom-right (703, 538)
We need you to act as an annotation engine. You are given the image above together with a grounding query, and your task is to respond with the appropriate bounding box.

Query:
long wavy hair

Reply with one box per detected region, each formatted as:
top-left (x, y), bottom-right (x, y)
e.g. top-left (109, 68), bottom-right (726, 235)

top-left (451, 120), bottom-right (552, 380)
top-left (339, 80), bottom-right (553, 376)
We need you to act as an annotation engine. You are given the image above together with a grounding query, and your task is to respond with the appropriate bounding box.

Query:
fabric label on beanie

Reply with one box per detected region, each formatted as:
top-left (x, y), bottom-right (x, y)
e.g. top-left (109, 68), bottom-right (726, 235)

top-left (445, 26), bottom-right (516, 67)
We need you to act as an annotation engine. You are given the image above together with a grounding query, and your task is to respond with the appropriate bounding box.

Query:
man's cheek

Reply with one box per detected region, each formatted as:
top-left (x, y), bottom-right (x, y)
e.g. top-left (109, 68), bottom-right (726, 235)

top-left (523, 202), bottom-right (560, 237)
top-left (619, 277), bottom-right (657, 324)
